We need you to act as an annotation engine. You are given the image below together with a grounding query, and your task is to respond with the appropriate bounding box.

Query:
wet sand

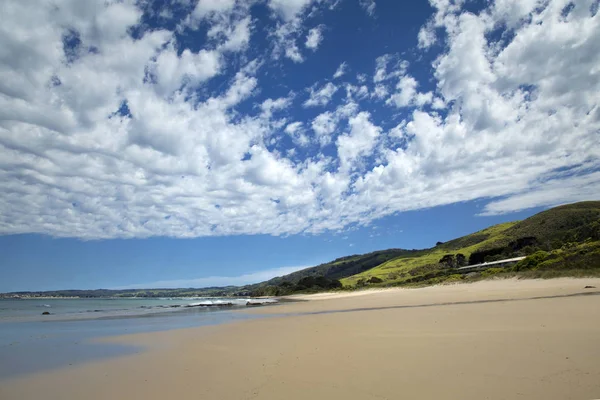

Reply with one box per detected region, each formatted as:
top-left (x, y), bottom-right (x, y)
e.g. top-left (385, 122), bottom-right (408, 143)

top-left (1, 278), bottom-right (600, 400)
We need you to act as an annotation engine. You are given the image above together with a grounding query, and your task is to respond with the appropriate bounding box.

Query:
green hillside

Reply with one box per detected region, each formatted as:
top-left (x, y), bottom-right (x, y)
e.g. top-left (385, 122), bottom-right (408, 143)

top-left (249, 201), bottom-right (600, 295)
top-left (341, 221), bottom-right (517, 286)
top-left (252, 248), bottom-right (417, 286)
top-left (342, 201), bottom-right (600, 287)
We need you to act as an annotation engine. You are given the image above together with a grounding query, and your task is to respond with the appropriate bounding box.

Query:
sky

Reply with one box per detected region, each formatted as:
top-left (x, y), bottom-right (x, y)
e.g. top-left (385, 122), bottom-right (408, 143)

top-left (0, 0), bottom-right (599, 292)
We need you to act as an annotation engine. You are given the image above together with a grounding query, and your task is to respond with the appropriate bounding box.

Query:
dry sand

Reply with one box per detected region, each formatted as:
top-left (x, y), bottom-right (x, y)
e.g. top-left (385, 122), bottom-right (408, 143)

top-left (2, 278), bottom-right (600, 400)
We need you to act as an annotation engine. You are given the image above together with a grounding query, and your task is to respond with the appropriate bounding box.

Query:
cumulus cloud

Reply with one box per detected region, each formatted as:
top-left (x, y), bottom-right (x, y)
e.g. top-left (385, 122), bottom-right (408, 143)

top-left (417, 21), bottom-right (436, 49)
top-left (184, 0), bottom-right (253, 53)
top-left (191, 0), bottom-right (237, 20)
top-left (268, 0), bottom-right (319, 21)
top-left (372, 84), bottom-right (388, 99)
top-left (284, 121), bottom-right (310, 146)
top-left (0, 0), bottom-right (598, 240)
top-left (303, 82), bottom-right (339, 107)
top-left (270, 17), bottom-right (306, 62)
top-left (359, 0), bottom-right (376, 17)
top-left (333, 62), bottom-right (348, 79)
top-left (386, 75), bottom-right (432, 108)
top-left (260, 95), bottom-right (294, 119)
top-left (373, 54), bottom-right (408, 83)
top-left (305, 25), bottom-right (324, 50)
top-left (337, 112), bottom-right (381, 171)
top-left (268, 0), bottom-right (332, 62)
top-left (312, 111), bottom-right (337, 145)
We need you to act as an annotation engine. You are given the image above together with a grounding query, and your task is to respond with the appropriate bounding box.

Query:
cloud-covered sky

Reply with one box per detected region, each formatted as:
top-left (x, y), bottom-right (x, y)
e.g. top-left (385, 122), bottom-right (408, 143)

top-left (1, 0), bottom-right (598, 241)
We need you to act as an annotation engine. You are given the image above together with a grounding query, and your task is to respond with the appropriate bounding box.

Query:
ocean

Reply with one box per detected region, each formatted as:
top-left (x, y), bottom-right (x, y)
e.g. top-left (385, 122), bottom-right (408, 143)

top-left (0, 297), bottom-right (276, 322)
top-left (0, 298), bottom-right (276, 379)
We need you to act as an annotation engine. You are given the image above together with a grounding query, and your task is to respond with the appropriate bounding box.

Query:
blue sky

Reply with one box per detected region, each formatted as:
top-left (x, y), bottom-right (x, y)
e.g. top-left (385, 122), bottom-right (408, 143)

top-left (1, 202), bottom-right (542, 291)
top-left (0, 0), bottom-right (599, 292)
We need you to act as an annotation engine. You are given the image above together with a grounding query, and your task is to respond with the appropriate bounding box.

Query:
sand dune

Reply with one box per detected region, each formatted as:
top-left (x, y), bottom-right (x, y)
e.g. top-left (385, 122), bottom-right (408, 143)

top-left (2, 278), bottom-right (600, 400)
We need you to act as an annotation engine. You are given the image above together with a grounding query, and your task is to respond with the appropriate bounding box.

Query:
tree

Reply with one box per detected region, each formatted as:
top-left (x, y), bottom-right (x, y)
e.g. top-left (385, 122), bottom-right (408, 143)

top-left (439, 254), bottom-right (455, 268)
top-left (455, 253), bottom-right (466, 267)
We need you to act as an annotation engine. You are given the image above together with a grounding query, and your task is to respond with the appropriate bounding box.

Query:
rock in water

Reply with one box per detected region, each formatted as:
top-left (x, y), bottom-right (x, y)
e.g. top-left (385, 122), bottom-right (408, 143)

top-left (584, 285), bottom-right (596, 289)
top-left (42, 311), bottom-right (50, 315)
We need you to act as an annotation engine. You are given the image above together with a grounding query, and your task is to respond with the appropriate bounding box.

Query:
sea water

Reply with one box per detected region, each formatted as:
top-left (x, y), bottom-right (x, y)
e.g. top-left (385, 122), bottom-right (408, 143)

top-left (0, 298), bottom-right (276, 379)
top-left (0, 297), bottom-right (276, 322)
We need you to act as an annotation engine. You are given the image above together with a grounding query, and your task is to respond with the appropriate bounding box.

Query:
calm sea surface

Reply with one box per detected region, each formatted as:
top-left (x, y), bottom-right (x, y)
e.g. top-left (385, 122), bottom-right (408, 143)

top-left (0, 298), bottom-right (275, 380)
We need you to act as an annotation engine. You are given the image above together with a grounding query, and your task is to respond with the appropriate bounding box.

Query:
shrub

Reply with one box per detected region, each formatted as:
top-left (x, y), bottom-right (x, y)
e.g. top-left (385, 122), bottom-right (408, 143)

top-left (481, 267), bottom-right (505, 277)
top-left (514, 251), bottom-right (550, 271)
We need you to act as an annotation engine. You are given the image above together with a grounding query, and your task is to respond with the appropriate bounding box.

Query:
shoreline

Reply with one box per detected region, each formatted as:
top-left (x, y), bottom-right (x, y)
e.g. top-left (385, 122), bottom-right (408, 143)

top-left (279, 276), bottom-right (600, 301)
top-left (2, 277), bottom-right (600, 399)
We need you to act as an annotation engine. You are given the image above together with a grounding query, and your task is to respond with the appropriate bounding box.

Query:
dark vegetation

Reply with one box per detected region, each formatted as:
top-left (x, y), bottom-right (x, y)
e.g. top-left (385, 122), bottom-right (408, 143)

top-left (467, 237), bottom-right (537, 264)
top-left (439, 253), bottom-right (467, 268)
top-left (262, 249), bottom-right (418, 284)
top-left (248, 276), bottom-right (342, 297)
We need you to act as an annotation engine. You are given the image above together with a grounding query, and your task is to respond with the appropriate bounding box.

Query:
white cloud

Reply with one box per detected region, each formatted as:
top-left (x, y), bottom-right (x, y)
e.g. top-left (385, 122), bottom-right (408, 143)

top-left (418, 21), bottom-right (436, 49)
top-left (270, 16), bottom-right (305, 62)
top-left (386, 75), bottom-right (432, 108)
top-left (285, 121), bottom-right (303, 134)
top-left (373, 54), bottom-right (407, 83)
top-left (431, 96), bottom-right (446, 109)
top-left (305, 25), bottom-right (324, 50)
top-left (284, 121), bottom-right (310, 146)
top-left (372, 84), bottom-right (388, 99)
top-left (260, 95), bottom-right (294, 119)
top-left (309, 99), bottom-right (360, 148)
top-left (267, 0), bottom-right (333, 61)
top-left (191, 0), bottom-right (237, 20)
top-left (312, 111), bottom-right (337, 145)
top-left (215, 16), bottom-right (253, 52)
top-left (359, 0), bottom-right (376, 17)
top-left (481, 171), bottom-right (600, 215)
top-left (184, 0), bottom-right (253, 54)
top-left (0, 0), bottom-right (598, 242)
top-left (151, 46), bottom-right (223, 96)
top-left (304, 82), bottom-right (339, 107)
top-left (268, 0), bottom-right (319, 21)
top-left (387, 75), bottom-right (417, 107)
top-left (336, 111), bottom-right (381, 170)
top-left (115, 265), bottom-right (311, 289)
top-left (354, 0), bottom-right (600, 217)
top-left (333, 62), bottom-right (348, 79)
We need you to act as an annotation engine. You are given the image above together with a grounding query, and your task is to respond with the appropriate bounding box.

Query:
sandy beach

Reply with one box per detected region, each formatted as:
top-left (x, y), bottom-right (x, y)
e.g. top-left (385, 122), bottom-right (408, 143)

top-left (2, 278), bottom-right (600, 400)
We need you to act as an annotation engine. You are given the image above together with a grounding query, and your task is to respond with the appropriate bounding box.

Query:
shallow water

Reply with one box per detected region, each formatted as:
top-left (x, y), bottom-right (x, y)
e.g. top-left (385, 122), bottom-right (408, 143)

top-left (0, 297), bottom-right (275, 322)
top-left (0, 299), bottom-right (274, 379)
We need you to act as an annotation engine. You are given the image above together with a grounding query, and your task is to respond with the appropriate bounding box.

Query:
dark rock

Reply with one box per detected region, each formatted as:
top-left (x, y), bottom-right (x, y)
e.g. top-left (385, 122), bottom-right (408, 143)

top-left (185, 302), bottom-right (234, 308)
top-left (42, 311), bottom-right (50, 315)
top-left (584, 285), bottom-right (596, 289)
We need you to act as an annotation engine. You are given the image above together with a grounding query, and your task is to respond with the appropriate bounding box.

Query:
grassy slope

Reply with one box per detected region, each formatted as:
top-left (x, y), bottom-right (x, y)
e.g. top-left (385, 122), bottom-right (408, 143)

top-left (341, 201), bottom-right (600, 287)
top-left (251, 249), bottom-right (419, 289)
top-left (341, 222), bottom-right (517, 286)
